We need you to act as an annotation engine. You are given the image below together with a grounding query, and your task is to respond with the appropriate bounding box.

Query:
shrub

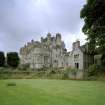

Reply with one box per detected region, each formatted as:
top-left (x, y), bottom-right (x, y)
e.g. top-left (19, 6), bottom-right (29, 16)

top-left (63, 67), bottom-right (78, 79)
top-left (0, 67), bottom-right (5, 71)
top-left (7, 52), bottom-right (20, 68)
top-left (18, 63), bottom-right (30, 71)
top-left (88, 64), bottom-right (98, 76)
top-left (87, 76), bottom-right (97, 81)
top-left (0, 51), bottom-right (5, 67)
top-left (101, 54), bottom-right (105, 67)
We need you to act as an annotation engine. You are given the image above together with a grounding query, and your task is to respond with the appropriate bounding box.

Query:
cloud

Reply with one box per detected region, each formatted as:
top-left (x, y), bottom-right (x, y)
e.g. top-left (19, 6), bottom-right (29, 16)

top-left (0, 0), bottom-right (86, 52)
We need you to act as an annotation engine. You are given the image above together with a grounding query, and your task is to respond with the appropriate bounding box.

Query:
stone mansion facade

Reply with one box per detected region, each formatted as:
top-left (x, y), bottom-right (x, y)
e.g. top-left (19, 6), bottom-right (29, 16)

top-left (20, 33), bottom-right (94, 70)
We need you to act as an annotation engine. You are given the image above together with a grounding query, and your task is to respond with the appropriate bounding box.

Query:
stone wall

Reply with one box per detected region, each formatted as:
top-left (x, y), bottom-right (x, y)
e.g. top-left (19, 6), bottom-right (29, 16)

top-left (20, 34), bottom-right (94, 70)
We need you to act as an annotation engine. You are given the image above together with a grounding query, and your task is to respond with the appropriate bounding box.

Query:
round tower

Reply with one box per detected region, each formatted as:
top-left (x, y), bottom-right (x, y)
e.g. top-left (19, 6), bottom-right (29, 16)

top-left (56, 33), bottom-right (62, 46)
top-left (47, 33), bottom-right (51, 45)
top-left (72, 39), bottom-right (80, 50)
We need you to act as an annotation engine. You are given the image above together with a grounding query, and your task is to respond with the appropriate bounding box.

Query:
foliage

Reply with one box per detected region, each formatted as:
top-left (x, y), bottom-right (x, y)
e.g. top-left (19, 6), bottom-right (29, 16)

top-left (0, 67), bottom-right (104, 80)
top-left (63, 67), bottom-right (78, 79)
top-left (88, 64), bottom-right (99, 76)
top-left (40, 65), bottom-right (48, 71)
top-left (0, 67), bottom-right (5, 71)
top-left (80, 0), bottom-right (105, 54)
top-left (101, 54), bottom-right (105, 68)
top-left (7, 52), bottom-right (20, 68)
top-left (0, 51), bottom-right (5, 67)
top-left (18, 63), bottom-right (30, 71)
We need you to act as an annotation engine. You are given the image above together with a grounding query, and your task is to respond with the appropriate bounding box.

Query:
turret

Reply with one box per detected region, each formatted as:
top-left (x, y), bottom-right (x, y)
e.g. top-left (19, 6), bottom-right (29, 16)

top-left (72, 39), bottom-right (80, 50)
top-left (61, 41), bottom-right (65, 49)
top-left (41, 37), bottom-right (44, 43)
top-left (47, 33), bottom-right (51, 45)
top-left (47, 33), bottom-right (51, 38)
top-left (56, 33), bottom-right (61, 46)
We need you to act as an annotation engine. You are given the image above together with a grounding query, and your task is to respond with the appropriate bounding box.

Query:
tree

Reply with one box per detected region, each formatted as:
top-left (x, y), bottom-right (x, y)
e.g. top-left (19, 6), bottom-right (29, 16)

top-left (7, 52), bottom-right (20, 68)
top-left (0, 51), bottom-right (5, 67)
top-left (80, 0), bottom-right (105, 55)
top-left (101, 54), bottom-right (105, 68)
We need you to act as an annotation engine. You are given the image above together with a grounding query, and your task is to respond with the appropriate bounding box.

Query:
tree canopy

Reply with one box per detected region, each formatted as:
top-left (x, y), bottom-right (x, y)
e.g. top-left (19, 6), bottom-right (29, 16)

top-left (0, 51), bottom-right (5, 67)
top-left (80, 0), bottom-right (105, 54)
top-left (7, 52), bottom-right (20, 68)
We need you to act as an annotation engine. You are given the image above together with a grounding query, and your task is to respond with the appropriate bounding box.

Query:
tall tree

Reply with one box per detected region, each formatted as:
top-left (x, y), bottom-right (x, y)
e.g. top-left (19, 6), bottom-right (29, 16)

top-left (7, 52), bottom-right (20, 68)
top-left (80, 0), bottom-right (105, 54)
top-left (0, 51), bottom-right (5, 67)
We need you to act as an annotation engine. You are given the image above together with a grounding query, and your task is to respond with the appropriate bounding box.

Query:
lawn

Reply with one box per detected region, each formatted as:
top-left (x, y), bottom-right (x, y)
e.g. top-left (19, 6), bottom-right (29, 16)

top-left (0, 79), bottom-right (105, 105)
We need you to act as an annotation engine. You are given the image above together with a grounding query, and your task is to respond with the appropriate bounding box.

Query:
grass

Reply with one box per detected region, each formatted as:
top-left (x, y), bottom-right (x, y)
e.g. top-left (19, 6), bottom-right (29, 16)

top-left (0, 79), bottom-right (105, 105)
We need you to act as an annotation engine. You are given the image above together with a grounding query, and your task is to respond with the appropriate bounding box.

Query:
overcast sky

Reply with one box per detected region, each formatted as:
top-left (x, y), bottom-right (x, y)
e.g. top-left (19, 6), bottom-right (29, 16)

top-left (0, 0), bottom-right (86, 53)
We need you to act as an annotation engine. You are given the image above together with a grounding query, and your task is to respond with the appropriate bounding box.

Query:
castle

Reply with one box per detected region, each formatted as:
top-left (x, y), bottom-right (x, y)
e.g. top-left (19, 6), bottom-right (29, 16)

top-left (20, 33), bottom-right (94, 70)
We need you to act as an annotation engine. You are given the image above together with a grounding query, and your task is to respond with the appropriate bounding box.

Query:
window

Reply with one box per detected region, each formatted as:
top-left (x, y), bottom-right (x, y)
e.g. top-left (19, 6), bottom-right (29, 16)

top-left (77, 63), bottom-right (79, 69)
top-left (75, 63), bottom-right (79, 69)
top-left (44, 56), bottom-right (48, 64)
